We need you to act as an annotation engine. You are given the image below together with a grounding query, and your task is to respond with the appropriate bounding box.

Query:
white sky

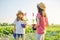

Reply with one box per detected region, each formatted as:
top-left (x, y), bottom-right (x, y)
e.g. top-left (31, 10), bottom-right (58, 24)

top-left (0, 0), bottom-right (60, 24)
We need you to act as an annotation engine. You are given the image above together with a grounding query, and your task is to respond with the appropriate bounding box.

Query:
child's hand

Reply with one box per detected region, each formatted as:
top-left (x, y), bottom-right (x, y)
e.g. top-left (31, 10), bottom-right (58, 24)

top-left (32, 24), bottom-right (36, 30)
top-left (34, 24), bottom-right (37, 28)
top-left (23, 20), bottom-right (27, 25)
top-left (34, 24), bottom-right (39, 28)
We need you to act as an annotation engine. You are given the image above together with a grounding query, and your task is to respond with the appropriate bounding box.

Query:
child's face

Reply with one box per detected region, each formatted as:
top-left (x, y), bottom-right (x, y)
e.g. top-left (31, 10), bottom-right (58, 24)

top-left (19, 14), bottom-right (24, 18)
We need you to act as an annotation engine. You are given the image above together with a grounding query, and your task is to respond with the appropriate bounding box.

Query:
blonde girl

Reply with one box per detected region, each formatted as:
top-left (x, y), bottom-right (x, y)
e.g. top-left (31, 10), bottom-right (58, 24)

top-left (14, 11), bottom-right (26, 40)
top-left (35, 2), bottom-right (49, 40)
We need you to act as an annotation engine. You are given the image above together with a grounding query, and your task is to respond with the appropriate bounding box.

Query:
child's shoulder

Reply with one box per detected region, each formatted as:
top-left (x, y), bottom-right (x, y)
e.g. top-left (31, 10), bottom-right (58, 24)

top-left (36, 13), bottom-right (41, 18)
top-left (19, 20), bottom-right (24, 23)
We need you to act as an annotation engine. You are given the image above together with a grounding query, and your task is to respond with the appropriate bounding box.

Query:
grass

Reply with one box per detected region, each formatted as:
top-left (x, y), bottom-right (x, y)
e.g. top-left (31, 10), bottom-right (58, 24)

top-left (47, 25), bottom-right (60, 31)
top-left (0, 25), bottom-right (60, 40)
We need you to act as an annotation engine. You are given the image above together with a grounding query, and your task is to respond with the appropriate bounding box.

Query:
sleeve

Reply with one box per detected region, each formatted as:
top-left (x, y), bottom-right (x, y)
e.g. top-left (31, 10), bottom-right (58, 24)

top-left (36, 13), bottom-right (41, 19)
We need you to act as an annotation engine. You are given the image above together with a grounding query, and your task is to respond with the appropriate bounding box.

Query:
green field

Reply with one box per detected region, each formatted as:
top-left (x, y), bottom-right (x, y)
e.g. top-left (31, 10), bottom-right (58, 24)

top-left (0, 25), bottom-right (60, 40)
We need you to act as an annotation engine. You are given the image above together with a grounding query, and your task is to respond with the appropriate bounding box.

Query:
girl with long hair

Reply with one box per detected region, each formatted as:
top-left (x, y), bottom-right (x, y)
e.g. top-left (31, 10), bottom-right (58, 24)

top-left (35, 2), bottom-right (49, 40)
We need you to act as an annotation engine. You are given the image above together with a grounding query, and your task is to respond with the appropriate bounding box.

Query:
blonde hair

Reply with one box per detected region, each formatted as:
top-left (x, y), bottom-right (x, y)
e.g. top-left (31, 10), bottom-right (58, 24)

top-left (16, 11), bottom-right (24, 21)
top-left (37, 2), bottom-right (46, 10)
top-left (42, 11), bottom-right (46, 17)
top-left (37, 2), bottom-right (47, 17)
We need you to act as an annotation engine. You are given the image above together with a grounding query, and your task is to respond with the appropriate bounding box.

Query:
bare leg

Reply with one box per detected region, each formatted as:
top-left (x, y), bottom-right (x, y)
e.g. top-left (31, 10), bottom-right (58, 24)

top-left (22, 34), bottom-right (25, 40)
top-left (41, 34), bottom-right (45, 40)
top-left (16, 35), bottom-right (20, 40)
top-left (16, 37), bottom-right (20, 40)
top-left (22, 38), bottom-right (24, 40)
top-left (18, 38), bottom-right (20, 40)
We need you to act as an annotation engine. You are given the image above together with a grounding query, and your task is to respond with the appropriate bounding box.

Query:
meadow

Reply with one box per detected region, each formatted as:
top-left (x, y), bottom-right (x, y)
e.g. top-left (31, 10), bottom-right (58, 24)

top-left (0, 25), bottom-right (60, 40)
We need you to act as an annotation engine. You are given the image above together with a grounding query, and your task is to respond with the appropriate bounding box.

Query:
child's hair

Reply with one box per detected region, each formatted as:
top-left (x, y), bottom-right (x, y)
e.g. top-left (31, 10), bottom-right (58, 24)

top-left (37, 5), bottom-right (46, 17)
top-left (16, 11), bottom-right (24, 21)
top-left (37, 2), bottom-right (46, 17)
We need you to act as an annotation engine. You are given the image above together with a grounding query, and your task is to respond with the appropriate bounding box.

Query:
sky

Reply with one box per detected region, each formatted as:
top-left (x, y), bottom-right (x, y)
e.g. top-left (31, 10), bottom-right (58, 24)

top-left (0, 0), bottom-right (60, 24)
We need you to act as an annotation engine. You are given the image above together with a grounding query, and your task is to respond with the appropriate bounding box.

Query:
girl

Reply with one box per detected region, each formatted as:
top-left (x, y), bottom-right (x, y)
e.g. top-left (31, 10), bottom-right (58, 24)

top-left (35, 2), bottom-right (49, 40)
top-left (13, 11), bottom-right (26, 40)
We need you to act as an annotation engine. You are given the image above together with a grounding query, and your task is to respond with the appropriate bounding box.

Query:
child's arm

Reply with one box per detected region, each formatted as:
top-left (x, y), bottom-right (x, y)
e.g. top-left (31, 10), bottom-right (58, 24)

top-left (24, 18), bottom-right (28, 24)
top-left (23, 20), bottom-right (27, 28)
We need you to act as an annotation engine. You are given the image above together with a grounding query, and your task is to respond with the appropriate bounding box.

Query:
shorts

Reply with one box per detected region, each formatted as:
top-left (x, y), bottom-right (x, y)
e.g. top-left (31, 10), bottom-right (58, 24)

top-left (16, 34), bottom-right (24, 38)
top-left (36, 33), bottom-right (45, 40)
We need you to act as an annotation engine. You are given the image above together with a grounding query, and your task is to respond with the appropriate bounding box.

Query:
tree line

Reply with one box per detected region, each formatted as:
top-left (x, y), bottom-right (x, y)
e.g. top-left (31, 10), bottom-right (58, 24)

top-left (0, 23), bottom-right (13, 26)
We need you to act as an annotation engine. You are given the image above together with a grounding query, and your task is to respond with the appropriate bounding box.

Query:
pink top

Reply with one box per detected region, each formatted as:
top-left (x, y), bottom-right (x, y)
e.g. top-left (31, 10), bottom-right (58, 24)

top-left (36, 13), bottom-right (48, 34)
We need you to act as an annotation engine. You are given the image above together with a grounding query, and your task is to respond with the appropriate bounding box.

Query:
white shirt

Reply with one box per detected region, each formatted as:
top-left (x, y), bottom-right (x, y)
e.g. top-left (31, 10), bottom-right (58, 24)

top-left (14, 20), bottom-right (25, 34)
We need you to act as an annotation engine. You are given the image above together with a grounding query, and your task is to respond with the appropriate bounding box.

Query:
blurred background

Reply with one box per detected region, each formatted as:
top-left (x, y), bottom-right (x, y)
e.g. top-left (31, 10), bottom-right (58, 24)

top-left (0, 0), bottom-right (60, 40)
